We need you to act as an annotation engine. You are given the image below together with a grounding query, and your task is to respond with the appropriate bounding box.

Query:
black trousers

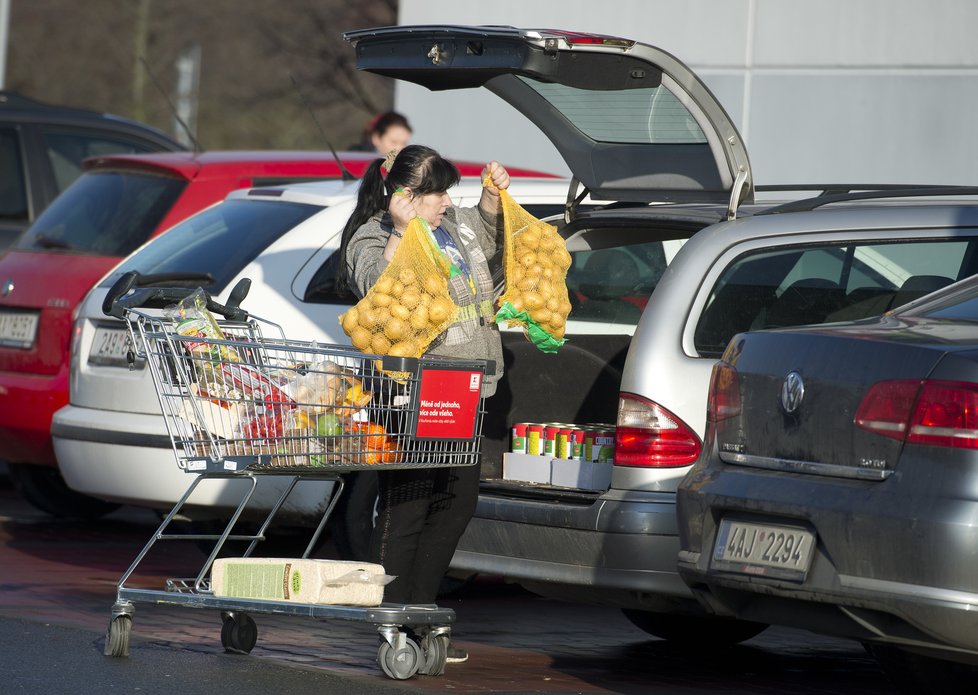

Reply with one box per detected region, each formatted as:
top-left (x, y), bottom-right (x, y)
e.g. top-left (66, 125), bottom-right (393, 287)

top-left (369, 460), bottom-right (481, 604)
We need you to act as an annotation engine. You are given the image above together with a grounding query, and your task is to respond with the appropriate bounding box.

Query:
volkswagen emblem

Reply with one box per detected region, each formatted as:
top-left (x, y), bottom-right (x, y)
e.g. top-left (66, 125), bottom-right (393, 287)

top-left (781, 371), bottom-right (805, 414)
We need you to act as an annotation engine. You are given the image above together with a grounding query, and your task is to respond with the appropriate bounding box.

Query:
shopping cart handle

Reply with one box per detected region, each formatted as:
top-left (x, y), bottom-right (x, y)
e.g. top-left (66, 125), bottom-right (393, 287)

top-left (103, 272), bottom-right (252, 321)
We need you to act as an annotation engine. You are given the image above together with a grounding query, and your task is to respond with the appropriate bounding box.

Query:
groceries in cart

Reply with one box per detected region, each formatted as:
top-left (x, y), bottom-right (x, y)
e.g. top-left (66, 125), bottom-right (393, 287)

top-left (103, 270), bottom-right (489, 680)
top-left (211, 558), bottom-right (393, 606)
top-left (162, 290), bottom-right (404, 469)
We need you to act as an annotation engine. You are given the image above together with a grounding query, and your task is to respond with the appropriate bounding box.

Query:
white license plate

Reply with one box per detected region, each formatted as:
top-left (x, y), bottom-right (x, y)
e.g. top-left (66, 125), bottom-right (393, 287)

top-left (712, 519), bottom-right (815, 580)
top-left (0, 311), bottom-right (39, 349)
top-left (89, 326), bottom-right (140, 367)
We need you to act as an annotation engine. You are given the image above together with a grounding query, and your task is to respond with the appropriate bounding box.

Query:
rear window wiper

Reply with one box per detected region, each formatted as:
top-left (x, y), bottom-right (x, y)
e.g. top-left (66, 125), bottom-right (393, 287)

top-left (124, 271), bottom-right (216, 287)
top-left (33, 233), bottom-right (74, 250)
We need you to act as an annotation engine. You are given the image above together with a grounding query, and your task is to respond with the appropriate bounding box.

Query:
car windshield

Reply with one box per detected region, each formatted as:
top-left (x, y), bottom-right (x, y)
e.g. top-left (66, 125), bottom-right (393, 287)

top-left (106, 198), bottom-right (321, 292)
top-left (18, 170), bottom-right (185, 256)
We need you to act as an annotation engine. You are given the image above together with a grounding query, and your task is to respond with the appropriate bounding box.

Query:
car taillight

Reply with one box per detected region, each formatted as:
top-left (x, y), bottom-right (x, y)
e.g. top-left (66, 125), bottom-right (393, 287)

top-left (615, 393), bottom-right (701, 467)
top-left (856, 379), bottom-right (978, 449)
top-left (707, 361), bottom-right (741, 422)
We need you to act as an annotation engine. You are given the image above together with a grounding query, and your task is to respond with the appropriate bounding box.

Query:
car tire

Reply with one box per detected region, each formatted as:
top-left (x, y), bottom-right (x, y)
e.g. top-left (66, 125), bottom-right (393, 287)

top-left (621, 609), bottom-right (767, 645)
top-left (867, 644), bottom-right (978, 695)
top-left (7, 462), bottom-right (120, 519)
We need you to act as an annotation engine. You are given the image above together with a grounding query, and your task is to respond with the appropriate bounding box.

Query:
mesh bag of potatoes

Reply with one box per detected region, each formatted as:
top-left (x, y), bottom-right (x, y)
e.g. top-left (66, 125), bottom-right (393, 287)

top-left (340, 216), bottom-right (457, 359)
top-left (495, 187), bottom-right (572, 353)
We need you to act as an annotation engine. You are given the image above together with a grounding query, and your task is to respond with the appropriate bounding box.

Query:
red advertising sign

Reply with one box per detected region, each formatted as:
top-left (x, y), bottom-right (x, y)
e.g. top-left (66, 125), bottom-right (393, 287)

top-left (413, 367), bottom-right (483, 440)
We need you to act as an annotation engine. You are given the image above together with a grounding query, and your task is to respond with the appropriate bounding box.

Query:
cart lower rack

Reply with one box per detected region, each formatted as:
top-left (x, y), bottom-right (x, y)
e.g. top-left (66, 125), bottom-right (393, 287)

top-left (102, 280), bottom-right (490, 679)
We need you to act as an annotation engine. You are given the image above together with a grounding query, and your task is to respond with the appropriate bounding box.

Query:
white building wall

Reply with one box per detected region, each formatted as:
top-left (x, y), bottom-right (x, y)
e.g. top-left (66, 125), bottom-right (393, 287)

top-left (395, 0), bottom-right (978, 186)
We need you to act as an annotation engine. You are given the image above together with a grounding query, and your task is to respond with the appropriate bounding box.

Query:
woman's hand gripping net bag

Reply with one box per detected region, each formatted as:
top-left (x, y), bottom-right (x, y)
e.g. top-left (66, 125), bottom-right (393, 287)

top-left (495, 188), bottom-right (572, 353)
top-left (340, 217), bottom-right (457, 359)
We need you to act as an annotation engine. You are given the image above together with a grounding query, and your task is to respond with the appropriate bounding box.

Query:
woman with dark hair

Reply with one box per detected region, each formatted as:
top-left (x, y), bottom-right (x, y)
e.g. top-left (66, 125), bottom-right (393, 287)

top-left (339, 144), bottom-right (510, 665)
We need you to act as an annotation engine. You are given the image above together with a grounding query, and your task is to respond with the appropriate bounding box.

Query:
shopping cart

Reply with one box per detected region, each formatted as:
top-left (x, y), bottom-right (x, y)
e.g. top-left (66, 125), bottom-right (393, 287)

top-left (100, 273), bottom-right (491, 679)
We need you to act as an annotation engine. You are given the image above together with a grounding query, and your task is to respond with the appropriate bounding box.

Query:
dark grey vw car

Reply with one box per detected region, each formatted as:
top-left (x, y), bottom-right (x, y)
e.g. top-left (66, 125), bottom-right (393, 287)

top-left (677, 275), bottom-right (978, 693)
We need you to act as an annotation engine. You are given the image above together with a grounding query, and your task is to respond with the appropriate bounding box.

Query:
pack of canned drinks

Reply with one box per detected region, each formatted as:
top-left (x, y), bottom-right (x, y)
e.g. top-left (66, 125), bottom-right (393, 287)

top-left (509, 422), bottom-right (615, 463)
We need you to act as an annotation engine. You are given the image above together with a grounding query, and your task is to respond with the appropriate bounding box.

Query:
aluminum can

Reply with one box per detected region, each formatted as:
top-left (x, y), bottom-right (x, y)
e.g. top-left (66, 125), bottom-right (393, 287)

top-left (511, 423), bottom-right (529, 453)
top-left (593, 430), bottom-right (615, 462)
top-left (569, 429), bottom-right (585, 459)
top-left (585, 429), bottom-right (614, 462)
top-left (543, 425), bottom-right (560, 457)
top-left (526, 424), bottom-right (544, 455)
top-left (556, 428), bottom-right (572, 459)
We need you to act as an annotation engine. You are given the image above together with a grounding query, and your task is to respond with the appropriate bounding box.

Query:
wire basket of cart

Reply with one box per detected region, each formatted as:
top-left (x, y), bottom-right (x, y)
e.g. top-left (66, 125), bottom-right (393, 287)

top-left (100, 271), bottom-right (491, 679)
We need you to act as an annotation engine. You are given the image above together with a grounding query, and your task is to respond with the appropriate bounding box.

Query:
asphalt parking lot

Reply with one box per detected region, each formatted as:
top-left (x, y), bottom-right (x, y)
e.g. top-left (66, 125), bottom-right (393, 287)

top-left (0, 464), bottom-right (897, 694)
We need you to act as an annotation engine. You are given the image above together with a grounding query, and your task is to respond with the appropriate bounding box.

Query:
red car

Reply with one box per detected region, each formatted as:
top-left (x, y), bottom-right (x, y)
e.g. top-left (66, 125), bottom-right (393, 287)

top-left (0, 149), bottom-right (550, 517)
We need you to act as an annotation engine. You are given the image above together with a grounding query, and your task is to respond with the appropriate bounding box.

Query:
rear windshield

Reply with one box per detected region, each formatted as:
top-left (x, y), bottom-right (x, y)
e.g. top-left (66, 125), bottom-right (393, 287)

top-left (18, 170), bottom-right (185, 256)
top-left (106, 198), bottom-right (320, 292)
top-left (519, 76), bottom-right (707, 145)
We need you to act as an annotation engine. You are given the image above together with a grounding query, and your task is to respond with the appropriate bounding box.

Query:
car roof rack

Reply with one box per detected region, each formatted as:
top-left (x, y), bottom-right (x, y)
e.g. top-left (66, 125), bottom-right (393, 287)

top-left (756, 184), bottom-right (978, 215)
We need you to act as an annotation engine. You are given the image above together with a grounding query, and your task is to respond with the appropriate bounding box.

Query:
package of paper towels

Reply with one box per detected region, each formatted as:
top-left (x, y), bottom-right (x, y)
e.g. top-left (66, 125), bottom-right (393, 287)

top-left (211, 558), bottom-right (392, 606)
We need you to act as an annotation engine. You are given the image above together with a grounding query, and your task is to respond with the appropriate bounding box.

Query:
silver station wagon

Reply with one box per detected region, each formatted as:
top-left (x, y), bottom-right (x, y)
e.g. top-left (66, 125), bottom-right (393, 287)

top-left (348, 24), bottom-right (978, 645)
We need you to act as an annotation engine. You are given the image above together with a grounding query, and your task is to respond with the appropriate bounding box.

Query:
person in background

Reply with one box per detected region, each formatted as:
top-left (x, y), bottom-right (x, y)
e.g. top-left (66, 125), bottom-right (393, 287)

top-left (349, 111), bottom-right (412, 155)
top-left (339, 144), bottom-right (510, 666)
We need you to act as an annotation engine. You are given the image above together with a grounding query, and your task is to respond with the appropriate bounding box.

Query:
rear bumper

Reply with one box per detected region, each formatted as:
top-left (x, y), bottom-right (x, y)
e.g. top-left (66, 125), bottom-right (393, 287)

top-left (677, 454), bottom-right (978, 660)
top-left (0, 369), bottom-right (66, 465)
top-left (51, 405), bottom-right (334, 521)
top-left (453, 487), bottom-right (693, 609)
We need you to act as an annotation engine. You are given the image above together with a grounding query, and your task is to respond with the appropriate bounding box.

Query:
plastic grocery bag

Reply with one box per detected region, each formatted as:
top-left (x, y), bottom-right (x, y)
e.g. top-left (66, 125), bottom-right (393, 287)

top-left (340, 215), bottom-right (457, 359)
top-left (494, 186), bottom-right (572, 353)
top-left (163, 288), bottom-right (238, 364)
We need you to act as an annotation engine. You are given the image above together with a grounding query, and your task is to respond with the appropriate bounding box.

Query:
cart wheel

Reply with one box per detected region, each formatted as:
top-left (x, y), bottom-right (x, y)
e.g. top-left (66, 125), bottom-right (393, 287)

top-left (419, 633), bottom-right (449, 676)
top-left (104, 615), bottom-right (131, 657)
top-left (221, 612), bottom-right (258, 654)
top-left (378, 636), bottom-right (423, 680)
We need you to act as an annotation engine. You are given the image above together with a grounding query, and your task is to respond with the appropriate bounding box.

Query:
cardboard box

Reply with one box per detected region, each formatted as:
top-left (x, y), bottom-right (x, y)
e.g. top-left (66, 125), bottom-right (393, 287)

top-left (211, 558), bottom-right (389, 606)
top-left (503, 452), bottom-right (613, 491)
top-left (503, 452), bottom-right (552, 484)
top-left (550, 458), bottom-right (613, 491)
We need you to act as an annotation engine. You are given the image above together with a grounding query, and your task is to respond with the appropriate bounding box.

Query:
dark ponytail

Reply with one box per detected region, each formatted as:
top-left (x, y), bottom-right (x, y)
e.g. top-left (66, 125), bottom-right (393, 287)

top-left (338, 145), bottom-right (460, 293)
top-left (338, 158), bottom-right (386, 293)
